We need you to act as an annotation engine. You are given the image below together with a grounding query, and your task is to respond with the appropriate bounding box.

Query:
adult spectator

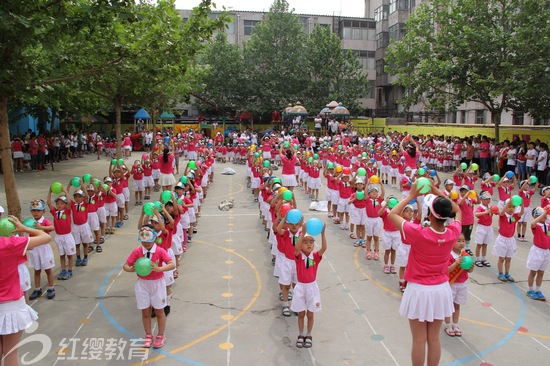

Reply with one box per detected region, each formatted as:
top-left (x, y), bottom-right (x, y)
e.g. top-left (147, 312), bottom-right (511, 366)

top-left (479, 136), bottom-right (490, 174)
top-left (536, 143), bottom-right (548, 185)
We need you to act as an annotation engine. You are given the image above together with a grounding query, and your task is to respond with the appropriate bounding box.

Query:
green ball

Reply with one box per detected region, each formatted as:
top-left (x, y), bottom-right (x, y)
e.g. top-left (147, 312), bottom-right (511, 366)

top-left (161, 190), bottom-right (173, 203)
top-left (118, 158), bottom-right (124, 165)
top-left (264, 160), bottom-right (271, 167)
top-left (153, 201), bottom-right (162, 211)
top-left (460, 162), bottom-right (467, 170)
top-left (356, 191), bottom-right (365, 200)
top-left (71, 177), bottom-right (81, 188)
top-left (327, 162), bottom-right (334, 169)
top-left (511, 195), bottom-right (523, 207)
top-left (388, 197), bottom-right (399, 209)
top-left (493, 174), bottom-right (500, 182)
top-left (0, 218), bottom-right (16, 237)
top-left (22, 218), bottom-right (36, 229)
top-left (111, 159), bottom-right (117, 165)
top-left (417, 177), bottom-right (431, 194)
top-left (460, 256), bottom-right (473, 270)
top-left (357, 168), bottom-right (367, 177)
top-left (180, 176), bottom-right (188, 184)
top-left (82, 174), bottom-right (92, 183)
top-left (134, 257), bottom-right (152, 276)
top-left (282, 190), bottom-right (293, 201)
top-left (51, 182), bottom-right (63, 194)
top-left (93, 178), bottom-right (101, 188)
top-left (418, 168), bottom-right (426, 176)
top-left (313, 154), bottom-right (319, 160)
top-left (284, 141), bottom-right (290, 147)
top-left (308, 157), bottom-right (313, 163)
top-left (143, 202), bottom-right (155, 216)
top-left (188, 161), bottom-right (197, 170)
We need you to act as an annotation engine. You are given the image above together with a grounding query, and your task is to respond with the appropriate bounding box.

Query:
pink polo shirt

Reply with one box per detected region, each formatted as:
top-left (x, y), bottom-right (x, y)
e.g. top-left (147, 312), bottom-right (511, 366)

top-left (126, 244), bottom-right (172, 280)
top-left (0, 236), bottom-right (29, 301)
top-left (401, 220), bottom-right (461, 285)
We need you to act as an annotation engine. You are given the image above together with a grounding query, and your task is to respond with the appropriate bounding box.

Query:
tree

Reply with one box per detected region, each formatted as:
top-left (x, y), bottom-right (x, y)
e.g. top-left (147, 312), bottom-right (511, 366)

top-left (304, 26), bottom-right (369, 115)
top-left (385, 0), bottom-right (547, 141)
top-left (243, 0), bottom-right (309, 113)
top-left (0, 0), bottom-right (134, 217)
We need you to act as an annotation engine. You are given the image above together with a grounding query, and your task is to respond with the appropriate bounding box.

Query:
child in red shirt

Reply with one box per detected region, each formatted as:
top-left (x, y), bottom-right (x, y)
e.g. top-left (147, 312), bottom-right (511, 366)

top-left (123, 224), bottom-right (175, 349)
top-left (47, 188), bottom-right (75, 280)
top-left (526, 207), bottom-right (550, 300)
top-left (444, 233), bottom-right (474, 337)
top-left (517, 179), bottom-right (539, 241)
top-left (291, 222), bottom-right (327, 349)
top-left (493, 199), bottom-right (524, 282)
top-left (28, 199), bottom-right (55, 300)
top-left (474, 191), bottom-right (495, 267)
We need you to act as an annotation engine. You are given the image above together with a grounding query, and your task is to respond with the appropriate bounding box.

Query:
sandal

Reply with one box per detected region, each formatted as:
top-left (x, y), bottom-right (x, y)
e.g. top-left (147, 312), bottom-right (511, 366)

top-left (303, 336), bottom-right (312, 348)
top-left (453, 327), bottom-right (462, 337)
top-left (296, 336), bottom-right (305, 348)
top-left (153, 335), bottom-right (165, 349)
top-left (87, 245), bottom-right (94, 253)
top-left (444, 327), bottom-right (455, 337)
top-left (373, 251), bottom-right (380, 261)
top-left (481, 260), bottom-right (491, 267)
top-left (95, 245), bottom-right (103, 253)
top-left (99, 237), bottom-right (105, 244)
top-left (350, 233), bottom-right (357, 239)
top-left (475, 260), bottom-right (484, 267)
top-left (282, 306), bottom-right (291, 317)
top-left (143, 334), bottom-right (154, 348)
top-left (174, 270), bottom-right (179, 279)
top-left (366, 250), bottom-right (372, 260)
top-left (124, 215), bottom-right (129, 220)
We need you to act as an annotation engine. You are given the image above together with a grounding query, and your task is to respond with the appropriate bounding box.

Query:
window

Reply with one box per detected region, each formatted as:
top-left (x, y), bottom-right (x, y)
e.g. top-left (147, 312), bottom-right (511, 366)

top-left (389, 0), bottom-right (397, 13)
top-left (389, 23), bottom-right (406, 41)
top-left (341, 20), bottom-right (375, 40)
top-left (374, 5), bottom-right (389, 22)
top-left (353, 50), bottom-right (376, 70)
top-left (475, 110), bottom-right (484, 124)
top-left (366, 80), bottom-right (375, 99)
top-left (460, 110), bottom-right (466, 124)
top-left (225, 21), bottom-right (235, 34)
top-left (399, 0), bottom-right (410, 10)
top-left (299, 17), bottom-right (309, 32)
top-left (534, 118), bottom-right (549, 125)
top-left (513, 111), bottom-right (524, 125)
top-left (376, 59), bottom-right (385, 75)
top-left (376, 32), bottom-right (389, 49)
top-left (243, 20), bottom-right (260, 35)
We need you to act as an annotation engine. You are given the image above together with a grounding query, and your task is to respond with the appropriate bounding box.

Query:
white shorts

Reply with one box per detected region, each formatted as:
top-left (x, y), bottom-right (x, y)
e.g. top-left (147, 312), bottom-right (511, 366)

top-left (281, 174), bottom-right (297, 187)
top-left (116, 193), bottom-right (125, 209)
top-left (396, 243), bottom-right (411, 267)
top-left (124, 145), bottom-right (132, 151)
top-left (526, 246), bottom-right (550, 272)
top-left (87, 212), bottom-right (100, 231)
top-left (105, 202), bottom-right (118, 217)
top-left (28, 244), bottom-right (55, 270)
top-left (97, 206), bottom-right (107, 224)
top-left (123, 187), bottom-right (130, 202)
top-left (337, 197), bottom-right (351, 213)
top-left (365, 217), bottom-right (382, 237)
top-left (181, 212), bottom-right (190, 229)
top-left (0, 297), bottom-right (38, 335)
top-left (13, 151), bottom-right (24, 159)
top-left (187, 151), bottom-right (198, 161)
top-left (278, 256), bottom-right (297, 286)
top-left (380, 165), bottom-right (390, 174)
top-left (251, 177), bottom-right (261, 189)
top-left (152, 169), bottom-right (161, 180)
top-left (382, 231), bottom-right (401, 250)
top-left (326, 188), bottom-right (338, 202)
top-left (172, 232), bottom-right (184, 256)
top-left (389, 168), bottom-right (398, 177)
top-left (54, 233), bottom-right (76, 256)
top-left (133, 179), bottom-right (145, 192)
top-left (350, 206), bottom-right (367, 225)
top-left (450, 282), bottom-right (468, 306)
top-left (262, 151), bottom-right (272, 159)
top-left (18, 263), bottom-right (31, 292)
top-left (135, 278), bottom-right (167, 310)
top-left (492, 235), bottom-right (517, 258)
top-left (144, 176), bottom-right (154, 188)
top-left (290, 281), bottom-right (322, 313)
top-left (163, 248), bottom-right (176, 286)
top-left (399, 282), bottom-right (454, 322)
top-left (474, 224), bottom-right (494, 245)
top-left (519, 208), bottom-right (533, 223)
top-left (72, 223), bottom-right (94, 244)
top-left (308, 177), bottom-right (322, 189)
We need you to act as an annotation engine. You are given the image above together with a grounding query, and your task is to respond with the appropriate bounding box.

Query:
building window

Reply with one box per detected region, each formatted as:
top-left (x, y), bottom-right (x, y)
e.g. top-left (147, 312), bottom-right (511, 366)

top-left (376, 32), bottom-right (389, 49)
top-left (374, 5), bottom-right (389, 22)
top-left (475, 110), bottom-right (484, 124)
top-left (225, 21), bottom-right (235, 34)
top-left (389, 0), bottom-right (398, 14)
top-left (534, 118), bottom-right (549, 125)
top-left (513, 111), bottom-right (524, 125)
top-left (341, 20), bottom-right (376, 40)
top-left (366, 80), bottom-right (375, 99)
top-left (399, 0), bottom-right (410, 10)
top-left (376, 59), bottom-right (385, 75)
top-left (299, 17), bottom-right (309, 32)
top-left (353, 50), bottom-right (376, 70)
top-left (460, 110), bottom-right (466, 124)
top-left (243, 20), bottom-right (260, 35)
top-left (389, 23), bottom-right (406, 41)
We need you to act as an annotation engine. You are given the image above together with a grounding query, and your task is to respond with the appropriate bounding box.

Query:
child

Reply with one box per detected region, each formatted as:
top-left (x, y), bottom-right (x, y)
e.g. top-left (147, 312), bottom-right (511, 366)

top-left (396, 204), bottom-right (416, 292)
top-left (142, 156), bottom-right (154, 200)
top-left (151, 152), bottom-right (161, 191)
top-left (131, 161), bottom-right (145, 205)
top-left (85, 183), bottom-right (101, 253)
top-left (28, 199), bottom-right (56, 300)
top-left (123, 224), bottom-right (175, 349)
top-left (335, 172), bottom-right (352, 230)
top-left (493, 198), bottom-right (524, 282)
top-left (364, 184), bottom-right (385, 260)
top-left (68, 182), bottom-right (94, 266)
top-left (457, 185), bottom-right (478, 255)
top-left (517, 179), bottom-right (539, 241)
top-left (292, 224), bottom-right (327, 349)
top-left (444, 233), bottom-right (474, 337)
top-left (47, 188), bottom-right (75, 280)
top-left (526, 207), bottom-right (549, 300)
top-left (103, 177), bottom-right (118, 234)
top-left (323, 164), bottom-right (338, 219)
top-left (110, 164), bottom-right (127, 228)
top-left (348, 178), bottom-right (367, 247)
top-left (379, 198), bottom-right (400, 274)
top-left (474, 191), bottom-right (494, 267)
top-left (496, 176), bottom-right (515, 210)
top-left (307, 160), bottom-right (322, 202)
top-left (275, 214), bottom-right (302, 317)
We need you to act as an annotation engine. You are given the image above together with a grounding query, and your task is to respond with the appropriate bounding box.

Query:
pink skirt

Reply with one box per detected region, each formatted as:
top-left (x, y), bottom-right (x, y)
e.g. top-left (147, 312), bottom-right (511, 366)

top-left (399, 282), bottom-right (454, 322)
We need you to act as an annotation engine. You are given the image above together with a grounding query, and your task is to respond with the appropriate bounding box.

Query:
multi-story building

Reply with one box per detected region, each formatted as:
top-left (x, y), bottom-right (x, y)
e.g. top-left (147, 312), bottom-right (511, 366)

top-left (365, 0), bottom-right (548, 125)
top-left (178, 9), bottom-right (377, 114)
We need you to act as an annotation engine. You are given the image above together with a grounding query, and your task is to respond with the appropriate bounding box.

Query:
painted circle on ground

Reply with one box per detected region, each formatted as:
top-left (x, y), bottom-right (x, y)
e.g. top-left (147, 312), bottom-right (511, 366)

top-left (222, 275), bottom-right (233, 279)
top-left (222, 292), bottom-right (233, 298)
top-left (221, 314), bottom-right (234, 321)
top-left (219, 342), bottom-right (234, 350)
top-left (371, 334), bottom-right (384, 341)
top-left (225, 260), bottom-right (234, 264)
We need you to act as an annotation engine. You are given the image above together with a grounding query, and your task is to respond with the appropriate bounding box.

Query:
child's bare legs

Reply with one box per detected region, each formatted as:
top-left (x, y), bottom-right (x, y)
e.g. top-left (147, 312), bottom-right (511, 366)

top-left (365, 236), bottom-right (373, 252)
top-left (357, 224), bottom-right (365, 241)
top-left (451, 303), bottom-right (460, 325)
top-left (1, 331), bottom-right (24, 366)
top-left (384, 249), bottom-right (396, 265)
top-left (67, 255), bottom-right (74, 271)
top-left (93, 230), bottom-right (100, 249)
top-left (297, 311), bottom-right (306, 335)
top-left (100, 222), bottom-right (105, 238)
top-left (313, 189), bottom-right (318, 200)
top-left (373, 236), bottom-right (380, 254)
top-left (517, 222), bottom-right (527, 237)
top-left (59, 255), bottom-right (67, 271)
top-left (280, 284), bottom-right (291, 304)
top-left (409, 319), bottom-right (443, 366)
top-left (349, 223), bottom-right (355, 237)
top-left (344, 213), bottom-right (349, 226)
top-left (306, 311), bottom-right (314, 334)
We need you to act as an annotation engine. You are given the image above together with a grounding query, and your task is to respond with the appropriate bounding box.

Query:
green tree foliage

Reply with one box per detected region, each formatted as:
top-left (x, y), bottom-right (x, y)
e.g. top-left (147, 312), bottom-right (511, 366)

top-left (385, 0), bottom-right (549, 141)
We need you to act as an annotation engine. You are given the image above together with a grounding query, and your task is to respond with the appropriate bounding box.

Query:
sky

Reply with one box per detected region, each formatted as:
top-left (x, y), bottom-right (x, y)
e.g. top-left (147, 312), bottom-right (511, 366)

top-left (176, 0), bottom-right (366, 18)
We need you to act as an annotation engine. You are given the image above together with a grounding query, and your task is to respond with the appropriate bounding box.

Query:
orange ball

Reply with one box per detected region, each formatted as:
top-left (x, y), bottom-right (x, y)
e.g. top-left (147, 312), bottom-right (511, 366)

top-left (450, 191), bottom-right (459, 200)
top-left (279, 187), bottom-right (287, 194)
top-left (370, 175), bottom-right (380, 184)
top-left (468, 191), bottom-right (477, 199)
top-left (335, 166), bottom-right (343, 173)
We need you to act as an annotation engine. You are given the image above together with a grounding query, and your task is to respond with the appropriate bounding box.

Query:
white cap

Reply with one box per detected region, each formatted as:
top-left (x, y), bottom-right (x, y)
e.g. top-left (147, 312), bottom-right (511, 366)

top-left (0, 205), bottom-right (4, 213)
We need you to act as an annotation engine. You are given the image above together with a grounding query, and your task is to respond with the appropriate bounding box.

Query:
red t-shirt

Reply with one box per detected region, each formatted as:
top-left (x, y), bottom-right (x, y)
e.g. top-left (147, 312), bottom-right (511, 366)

top-left (532, 223), bottom-right (550, 250)
top-left (350, 192), bottom-right (366, 209)
top-left (403, 150), bottom-right (417, 168)
top-left (104, 187), bottom-right (117, 203)
top-left (159, 154), bottom-right (174, 174)
top-left (498, 186), bottom-right (512, 201)
top-left (448, 252), bottom-right (468, 283)
top-left (50, 208), bottom-right (72, 235)
top-left (476, 204), bottom-right (493, 226)
top-left (276, 230), bottom-right (301, 260)
top-left (338, 181), bottom-right (353, 199)
top-left (401, 220), bottom-right (461, 285)
top-left (0, 236), bottom-right (29, 301)
top-left (380, 209), bottom-right (398, 231)
top-left (132, 166), bottom-right (143, 180)
top-left (498, 213), bottom-right (520, 237)
top-left (86, 195), bottom-right (98, 213)
top-left (365, 197), bottom-right (383, 218)
top-left (519, 189), bottom-right (534, 208)
top-left (126, 244), bottom-right (172, 280)
top-left (12, 140), bottom-right (23, 152)
top-left (458, 197), bottom-right (477, 226)
top-left (295, 251), bottom-right (322, 284)
top-left (143, 164), bottom-right (153, 177)
top-left (71, 201), bottom-right (88, 225)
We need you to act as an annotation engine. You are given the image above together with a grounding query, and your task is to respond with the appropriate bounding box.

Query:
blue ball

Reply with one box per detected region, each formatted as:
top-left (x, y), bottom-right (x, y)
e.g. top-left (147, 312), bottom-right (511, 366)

top-left (286, 209), bottom-right (303, 225)
top-left (371, 158), bottom-right (376, 163)
top-left (305, 218), bottom-right (324, 236)
top-left (409, 198), bottom-right (417, 204)
top-left (430, 169), bottom-right (437, 177)
top-left (506, 171), bottom-right (514, 179)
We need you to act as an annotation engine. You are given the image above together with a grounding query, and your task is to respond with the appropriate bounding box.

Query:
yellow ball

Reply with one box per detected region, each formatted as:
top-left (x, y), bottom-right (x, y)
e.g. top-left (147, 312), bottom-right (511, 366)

top-left (370, 175), bottom-right (380, 184)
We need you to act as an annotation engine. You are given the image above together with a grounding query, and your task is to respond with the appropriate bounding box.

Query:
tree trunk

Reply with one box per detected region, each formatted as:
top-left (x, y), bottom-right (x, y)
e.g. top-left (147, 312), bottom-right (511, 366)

top-left (115, 98), bottom-right (122, 159)
top-left (0, 96), bottom-right (22, 218)
top-left (491, 110), bottom-right (501, 143)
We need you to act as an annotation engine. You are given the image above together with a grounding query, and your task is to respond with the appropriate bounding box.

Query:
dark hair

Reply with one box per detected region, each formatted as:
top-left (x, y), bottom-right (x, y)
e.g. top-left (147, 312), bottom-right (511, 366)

top-left (285, 149), bottom-right (293, 160)
top-left (406, 144), bottom-right (417, 158)
top-left (163, 148), bottom-right (169, 163)
top-left (432, 196), bottom-right (456, 223)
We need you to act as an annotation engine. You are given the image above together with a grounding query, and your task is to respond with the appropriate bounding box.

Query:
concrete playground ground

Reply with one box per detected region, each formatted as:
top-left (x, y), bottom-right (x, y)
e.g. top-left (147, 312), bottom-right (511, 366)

top-left (1, 154), bottom-right (549, 365)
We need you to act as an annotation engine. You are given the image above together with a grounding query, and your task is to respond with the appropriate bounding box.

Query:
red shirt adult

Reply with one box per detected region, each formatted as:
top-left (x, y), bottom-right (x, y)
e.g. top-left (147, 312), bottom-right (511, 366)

top-left (0, 236), bottom-right (30, 302)
top-left (403, 150), bottom-right (417, 169)
top-left (11, 140), bottom-right (23, 152)
top-left (479, 141), bottom-right (490, 159)
top-left (159, 154), bottom-right (174, 174)
top-left (294, 251), bottom-right (322, 284)
top-left (281, 154), bottom-right (297, 175)
top-left (400, 220), bottom-right (461, 285)
top-left (29, 139), bottom-right (38, 155)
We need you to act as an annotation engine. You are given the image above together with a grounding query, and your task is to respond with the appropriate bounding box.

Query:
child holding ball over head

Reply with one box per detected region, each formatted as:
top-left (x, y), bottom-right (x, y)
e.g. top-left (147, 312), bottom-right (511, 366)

top-left (292, 221), bottom-right (327, 348)
top-left (123, 225), bottom-right (175, 349)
